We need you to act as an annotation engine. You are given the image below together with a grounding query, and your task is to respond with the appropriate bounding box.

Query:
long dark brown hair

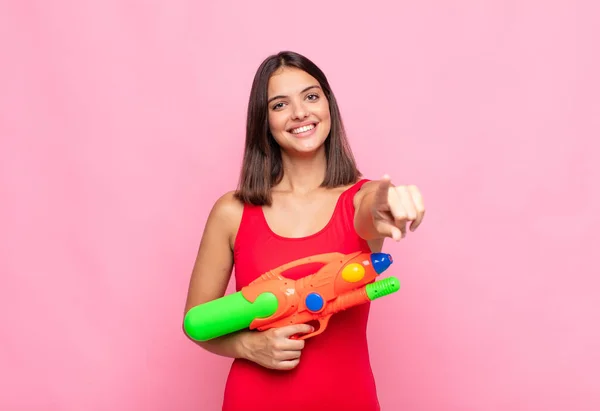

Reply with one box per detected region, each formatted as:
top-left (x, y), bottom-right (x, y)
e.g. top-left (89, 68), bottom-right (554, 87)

top-left (234, 51), bottom-right (361, 206)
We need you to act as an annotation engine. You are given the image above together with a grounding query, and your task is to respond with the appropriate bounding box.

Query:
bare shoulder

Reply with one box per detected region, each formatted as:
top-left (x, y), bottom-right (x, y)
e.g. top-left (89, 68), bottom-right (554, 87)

top-left (210, 190), bottom-right (244, 219)
top-left (206, 190), bottom-right (244, 248)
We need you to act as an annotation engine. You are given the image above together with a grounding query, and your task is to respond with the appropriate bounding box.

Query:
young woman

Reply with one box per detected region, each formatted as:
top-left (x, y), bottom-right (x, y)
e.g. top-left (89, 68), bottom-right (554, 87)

top-left (183, 51), bottom-right (425, 411)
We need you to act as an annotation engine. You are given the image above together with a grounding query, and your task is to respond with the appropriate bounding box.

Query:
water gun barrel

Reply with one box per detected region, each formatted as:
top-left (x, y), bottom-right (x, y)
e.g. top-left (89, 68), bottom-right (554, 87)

top-left (183, 291), bottom-right (279, 341)
top-left (366, 276), bottom-right (401, 300)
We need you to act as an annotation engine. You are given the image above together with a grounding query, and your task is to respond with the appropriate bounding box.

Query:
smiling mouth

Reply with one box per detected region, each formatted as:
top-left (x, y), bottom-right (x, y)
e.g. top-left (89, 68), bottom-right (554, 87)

top-left (289, 123), bottom-right (317, 134)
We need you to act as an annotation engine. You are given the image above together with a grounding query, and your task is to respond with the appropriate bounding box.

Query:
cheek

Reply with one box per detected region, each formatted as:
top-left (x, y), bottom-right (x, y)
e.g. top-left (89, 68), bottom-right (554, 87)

top-left (318, 106), bottom-right (332, 136)
top-left (268, 113), bottom-right (285, 134)
top-left (317, 102), bottom-right (331, 121)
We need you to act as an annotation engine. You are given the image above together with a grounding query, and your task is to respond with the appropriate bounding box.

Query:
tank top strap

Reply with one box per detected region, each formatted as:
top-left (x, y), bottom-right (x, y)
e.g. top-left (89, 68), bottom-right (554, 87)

top-left (342, 178), bottom-right (371, 199)
top-left (233, 203), bottom-right (264, 252)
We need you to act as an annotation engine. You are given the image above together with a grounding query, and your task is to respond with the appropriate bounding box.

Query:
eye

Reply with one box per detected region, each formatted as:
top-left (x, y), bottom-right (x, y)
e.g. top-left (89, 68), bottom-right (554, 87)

top-left (272, 102), bottom-right (285, 110)
top-left (306, 93), bottom-right (319, 101)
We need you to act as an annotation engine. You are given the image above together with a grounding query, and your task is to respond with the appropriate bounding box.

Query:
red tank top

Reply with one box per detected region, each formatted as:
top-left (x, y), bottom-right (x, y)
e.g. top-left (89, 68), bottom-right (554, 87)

top-left (221, 179), bottom-right (380, 411)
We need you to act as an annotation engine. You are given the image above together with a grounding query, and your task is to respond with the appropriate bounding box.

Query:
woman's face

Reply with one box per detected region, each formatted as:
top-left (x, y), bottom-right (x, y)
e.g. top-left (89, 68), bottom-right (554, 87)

top-left (267, 67), bottom-right (331, 155)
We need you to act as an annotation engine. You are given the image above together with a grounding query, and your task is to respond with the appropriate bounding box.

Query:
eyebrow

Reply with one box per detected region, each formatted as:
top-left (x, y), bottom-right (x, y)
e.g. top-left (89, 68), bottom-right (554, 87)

top-left (267, 85), bottom-right (321, 104)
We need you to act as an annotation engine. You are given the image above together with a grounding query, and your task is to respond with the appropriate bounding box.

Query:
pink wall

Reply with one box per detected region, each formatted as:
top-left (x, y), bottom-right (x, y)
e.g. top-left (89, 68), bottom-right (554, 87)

top-left (2, 1), bottom-right (599, 410)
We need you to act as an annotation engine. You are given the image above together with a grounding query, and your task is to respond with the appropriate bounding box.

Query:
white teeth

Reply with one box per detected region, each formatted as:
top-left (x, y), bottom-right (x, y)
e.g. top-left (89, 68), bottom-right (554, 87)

top-left (291, 124), bottom-right (315, 134)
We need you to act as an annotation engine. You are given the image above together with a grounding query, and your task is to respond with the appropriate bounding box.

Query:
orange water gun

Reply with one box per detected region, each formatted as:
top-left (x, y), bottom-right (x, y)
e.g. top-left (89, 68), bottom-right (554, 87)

top-left (184, 251), bottom-right (399, 341)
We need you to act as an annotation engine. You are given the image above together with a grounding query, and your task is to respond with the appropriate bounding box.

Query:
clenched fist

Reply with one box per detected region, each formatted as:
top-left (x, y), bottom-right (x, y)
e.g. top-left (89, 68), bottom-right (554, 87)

top-left (371, 175), bottom-right (425, 241)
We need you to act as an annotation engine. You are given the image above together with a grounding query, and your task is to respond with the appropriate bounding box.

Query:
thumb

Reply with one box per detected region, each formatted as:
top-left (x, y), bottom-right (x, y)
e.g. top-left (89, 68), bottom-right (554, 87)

top-left (374, 219), bottom-right (402, 241)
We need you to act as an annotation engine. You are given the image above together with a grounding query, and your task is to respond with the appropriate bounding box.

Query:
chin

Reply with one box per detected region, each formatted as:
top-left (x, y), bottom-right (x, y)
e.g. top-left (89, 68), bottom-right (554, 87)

top-left (291, 138), bottom-right (327, 155)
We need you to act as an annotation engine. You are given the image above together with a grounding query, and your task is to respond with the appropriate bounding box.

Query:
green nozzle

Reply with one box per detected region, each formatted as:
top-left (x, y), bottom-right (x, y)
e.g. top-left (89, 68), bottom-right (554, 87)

top-left (184, 291), bottom-right (279, 341)
top-left (365, 276), bottom-right (400, 300)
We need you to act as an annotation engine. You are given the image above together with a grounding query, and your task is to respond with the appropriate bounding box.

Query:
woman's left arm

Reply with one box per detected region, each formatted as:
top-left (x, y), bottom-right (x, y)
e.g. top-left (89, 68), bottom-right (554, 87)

top-left (353, 175), bottom-right (425, 242)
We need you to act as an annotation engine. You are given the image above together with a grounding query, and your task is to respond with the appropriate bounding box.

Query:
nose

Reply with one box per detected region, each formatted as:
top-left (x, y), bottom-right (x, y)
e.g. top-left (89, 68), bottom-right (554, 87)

top-left (292, 103), bottom-right (309, 120)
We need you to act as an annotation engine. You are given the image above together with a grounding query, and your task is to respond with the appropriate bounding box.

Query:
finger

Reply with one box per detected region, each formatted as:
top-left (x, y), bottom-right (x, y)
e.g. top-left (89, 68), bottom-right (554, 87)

top-left (274, 324), bottom-right (315, 341)
top-left (277, 337), bottom-right (306, 352)
top-left (373, 175), bottom-right (392, 208)
top-left (276, 350), bottom-right (302, 361)
top-left (396, 186), bottom-right (417, 221)
top-left (408, 185), bottom-right (425, 231)
top-left (275, 324), bottom-right (314, 338)
top-left (386, 189), bottom-right (408, 238)
top-left (373, 219), bottom-right (402, 241)
top-left (276, 358), bottom-right (300, 371)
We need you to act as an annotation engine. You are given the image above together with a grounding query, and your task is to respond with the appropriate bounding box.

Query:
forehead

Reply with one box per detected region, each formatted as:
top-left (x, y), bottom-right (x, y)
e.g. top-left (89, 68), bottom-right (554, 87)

top-left (267, 67), bottom-right (320, 97)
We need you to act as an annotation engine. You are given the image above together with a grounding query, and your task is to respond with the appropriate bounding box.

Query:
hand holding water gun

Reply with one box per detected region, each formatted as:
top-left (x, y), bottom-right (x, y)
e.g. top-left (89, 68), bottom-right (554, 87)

top-left (183, 250), bottom-right (399, 342)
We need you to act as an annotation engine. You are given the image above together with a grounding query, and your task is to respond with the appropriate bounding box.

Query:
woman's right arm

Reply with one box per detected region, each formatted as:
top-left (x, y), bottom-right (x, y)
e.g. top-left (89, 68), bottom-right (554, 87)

top-left (182, 191), bottom-right (244, 358)
top-left (182, 192), bottom-right (312, 370)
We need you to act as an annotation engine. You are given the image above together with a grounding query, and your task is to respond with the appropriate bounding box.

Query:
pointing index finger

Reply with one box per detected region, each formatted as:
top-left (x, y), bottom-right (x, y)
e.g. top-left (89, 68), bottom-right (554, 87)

top-left (374, 174), bottom-right (392, 206)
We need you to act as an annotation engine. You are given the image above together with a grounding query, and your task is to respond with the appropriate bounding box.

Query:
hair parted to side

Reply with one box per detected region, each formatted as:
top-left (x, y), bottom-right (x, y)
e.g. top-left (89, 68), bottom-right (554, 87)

top-left (233, 51), bottom-right (362, 206)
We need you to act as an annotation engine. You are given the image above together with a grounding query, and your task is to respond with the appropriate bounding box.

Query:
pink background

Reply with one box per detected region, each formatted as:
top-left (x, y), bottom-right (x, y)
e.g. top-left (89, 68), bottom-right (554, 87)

top-left (1, 1), bottom-right (599, 410)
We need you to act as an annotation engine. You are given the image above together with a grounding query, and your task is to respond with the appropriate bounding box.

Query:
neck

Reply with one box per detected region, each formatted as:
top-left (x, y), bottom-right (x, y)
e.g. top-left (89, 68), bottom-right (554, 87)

top-left (277, 146), bottom-right (327, 194)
